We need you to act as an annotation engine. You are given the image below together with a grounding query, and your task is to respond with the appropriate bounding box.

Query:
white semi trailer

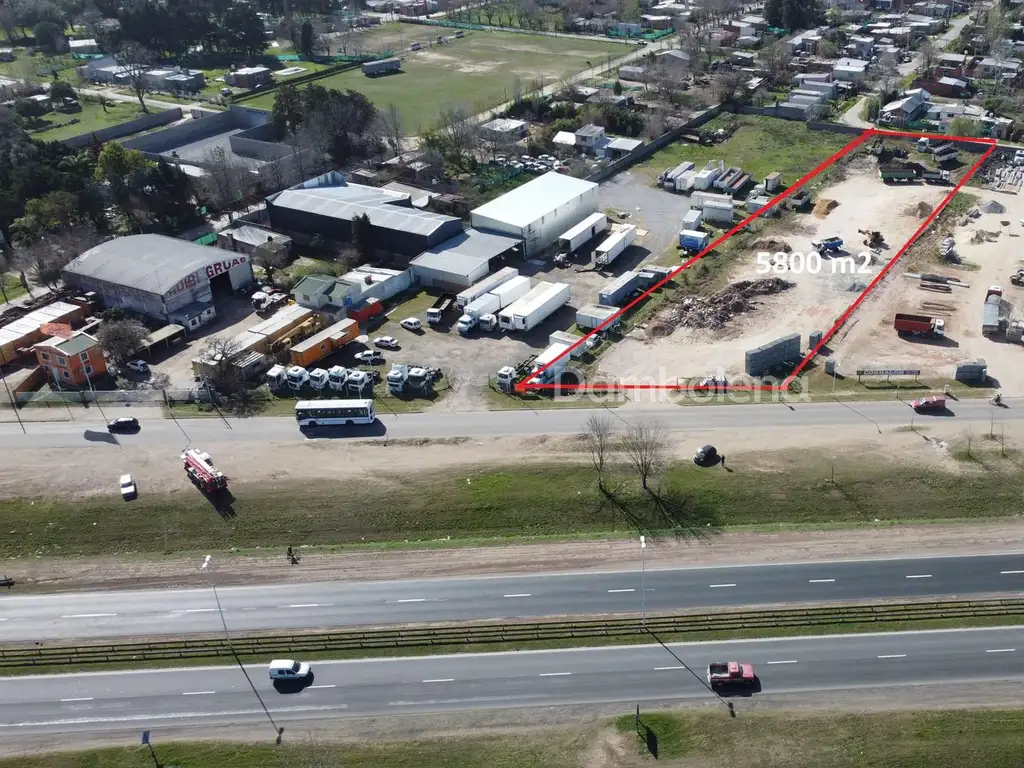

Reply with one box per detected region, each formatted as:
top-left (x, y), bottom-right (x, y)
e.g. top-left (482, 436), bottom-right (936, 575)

top-left (498, 282), bottom-right (572, 332)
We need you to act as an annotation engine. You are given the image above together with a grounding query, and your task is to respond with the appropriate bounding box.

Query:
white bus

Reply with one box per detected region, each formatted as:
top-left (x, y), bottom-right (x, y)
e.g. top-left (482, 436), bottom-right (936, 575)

top-left (294, 399), bottom-right (376, 427)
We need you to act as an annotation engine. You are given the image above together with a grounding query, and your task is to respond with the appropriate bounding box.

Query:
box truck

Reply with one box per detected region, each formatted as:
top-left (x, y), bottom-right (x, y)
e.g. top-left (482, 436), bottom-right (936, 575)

top-left (457, 276), bottom-right (532, 334)
top-left (594, 225), bottom-right (637, 267)
top-left (679, 229), bottom-right (710, 251)
top-left (527, 341), bottom-right (572, 385)
top-left (498, 282), bottom-right (572, 332)
top-left (455, 267), bottom-right (519, 309)
top-left (576, 303), bottom-right (620, 331)
top-left (457, 292), bottom-right (501, 335)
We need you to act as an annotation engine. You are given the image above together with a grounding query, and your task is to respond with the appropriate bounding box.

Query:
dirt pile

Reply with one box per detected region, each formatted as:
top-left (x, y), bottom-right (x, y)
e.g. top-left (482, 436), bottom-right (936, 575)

top-left (907, 201), bottom-right (933, 218)
top-left (813, 198), bottom-right (839, 218)
top-left (649, 278), bottom-right (794, 336)
top-left (752, 238), bottom-right (792, 253)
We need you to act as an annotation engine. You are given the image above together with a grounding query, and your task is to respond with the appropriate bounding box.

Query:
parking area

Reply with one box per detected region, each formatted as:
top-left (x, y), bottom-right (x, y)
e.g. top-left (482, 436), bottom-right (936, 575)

top-left (599, 169), bottom-right (695, 264)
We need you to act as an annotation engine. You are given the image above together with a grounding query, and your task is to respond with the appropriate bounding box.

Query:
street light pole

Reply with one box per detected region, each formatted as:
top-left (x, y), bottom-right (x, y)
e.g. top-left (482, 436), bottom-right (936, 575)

top-left (640, 535), bottom-right (647, 627)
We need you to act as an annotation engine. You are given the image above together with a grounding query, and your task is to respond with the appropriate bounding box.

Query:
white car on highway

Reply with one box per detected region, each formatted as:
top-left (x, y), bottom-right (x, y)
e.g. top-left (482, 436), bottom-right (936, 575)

top-left (269, 659), bottom-right (311, 680)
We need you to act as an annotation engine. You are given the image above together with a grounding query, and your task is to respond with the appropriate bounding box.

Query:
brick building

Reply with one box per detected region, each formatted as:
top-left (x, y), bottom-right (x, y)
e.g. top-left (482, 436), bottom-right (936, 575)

top-left (33, 331), bottom-right (107, 387)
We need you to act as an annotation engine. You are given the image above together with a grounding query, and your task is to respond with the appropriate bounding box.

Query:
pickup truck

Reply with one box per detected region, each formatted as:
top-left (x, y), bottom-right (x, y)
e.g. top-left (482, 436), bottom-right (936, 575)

top-left (911, 396), bottom-right (946, 412)
top-left (706, 661), bottom-right (756, 689)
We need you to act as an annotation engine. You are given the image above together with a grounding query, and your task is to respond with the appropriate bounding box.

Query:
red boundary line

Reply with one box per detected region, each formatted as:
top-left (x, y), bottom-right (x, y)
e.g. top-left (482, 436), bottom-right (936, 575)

top-left (516, 127), bottom-right (997, 394)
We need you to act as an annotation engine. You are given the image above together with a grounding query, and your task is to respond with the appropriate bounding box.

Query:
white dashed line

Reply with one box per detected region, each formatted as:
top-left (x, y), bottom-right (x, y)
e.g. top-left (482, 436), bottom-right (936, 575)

top-left (654, 666), bottom-right (684, 671)
top-left (1000, 570), bottom-right (1024, 575)
top-left (764, 660), bottom-right (799, 665)
top-left (877, 654), bottom-right (907, 659)
top-left (60, 613), bottom-right (117, 619)
top-left (309, 684), bottom-right (337, 689)
top-left (538, 672), bottom-right (572, 677)
top-left (608, 588), bottom-right (635, 593)
top-left (986, 648), bottom-right (1016, 654)
top-left (709, 584), bottom-right (736, 588)
top-left (182, 691), bottom-right (216, 696)
top-left (422, 679), bottom-right (454, 684)
top-left (503, 594), bottom-right (531, 598)
top-left (287, 604), bottom-right (325, 609)
top-left (396, 599), bottom-right (428, 603)
top-left (905, 574), bottom-right (932, 579)
top-left (176, 608), bottom-right (216, 614)
top-left (60, 697), bottom-right (94, 703)
top-left (808, 579), bottom-right (835, 583)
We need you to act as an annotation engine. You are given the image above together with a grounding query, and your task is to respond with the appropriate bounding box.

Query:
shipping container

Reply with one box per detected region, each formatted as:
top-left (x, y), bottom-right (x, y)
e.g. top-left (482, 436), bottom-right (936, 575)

top-left (598, 270), bottom-right (643, 306)
top-left (498, 282), bottom-right (572, 332)
top-left (456, 266), bottom-right (519, 309)
top-left (348, 297), bottom-right (382, 324)
top-left (489, 275), bottom-right (533, 308)
top-left (576, 303), bottom-right (620, 330)
top-left (289, 318), bottom-right (359, 367)
top-left (557, 213), bottom-right (609, 254)
top-left (681, 209), bottom-right (703, 230)
top-left (594, 225), bottom-right (637, 267)
top-left (549, 329), bottom-right (586, 358)
top-left (679, 229), bottom-right (710, 251)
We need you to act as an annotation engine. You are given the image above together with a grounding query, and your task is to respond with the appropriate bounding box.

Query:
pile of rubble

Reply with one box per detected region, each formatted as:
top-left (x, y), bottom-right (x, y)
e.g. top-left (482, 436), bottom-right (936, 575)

top-left (958, 208), bottom-right (982, 226)
top-left (651, 278), bottom-right (794, 334)
top-left (906, 201), bottom-right (933, 218)
top-left (751, 238), bottom-right (792, 253)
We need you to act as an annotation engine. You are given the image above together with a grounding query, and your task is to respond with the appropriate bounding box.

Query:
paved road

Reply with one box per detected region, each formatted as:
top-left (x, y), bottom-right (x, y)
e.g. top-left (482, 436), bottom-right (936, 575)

top-left (1, 628), bottom-right (1022, 735)
top-left (0, 397), bottom-right (1019, 449)
top-left (3, 554), bottom-right (1021, 643)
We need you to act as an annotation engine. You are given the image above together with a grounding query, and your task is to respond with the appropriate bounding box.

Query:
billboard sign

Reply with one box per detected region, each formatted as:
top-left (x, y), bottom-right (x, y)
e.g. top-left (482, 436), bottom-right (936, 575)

top-left (165, 256), bottom-right (249, 298)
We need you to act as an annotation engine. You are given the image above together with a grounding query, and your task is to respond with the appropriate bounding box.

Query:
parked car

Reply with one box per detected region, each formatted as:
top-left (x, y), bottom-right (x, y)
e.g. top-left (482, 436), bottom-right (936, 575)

top-left (374, 336), bottom-right (399, 349)
top-left (354, 350), bottom-right (385, 364)
top-left (125, 360), bottom-right (149, 373)
top-left (119, 473), bottom-right (137, 501)
top-left (107, 416), bottom-right (140, 433)
top-left (400, 317), bottom-right (422, 331)
top-left (268, 659), bottom-right (311, 680)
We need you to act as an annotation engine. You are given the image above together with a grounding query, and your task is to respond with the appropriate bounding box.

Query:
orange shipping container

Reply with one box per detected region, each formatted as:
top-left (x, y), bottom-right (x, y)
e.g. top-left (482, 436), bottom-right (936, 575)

top-left (288, 318), bottom-right (359, 367)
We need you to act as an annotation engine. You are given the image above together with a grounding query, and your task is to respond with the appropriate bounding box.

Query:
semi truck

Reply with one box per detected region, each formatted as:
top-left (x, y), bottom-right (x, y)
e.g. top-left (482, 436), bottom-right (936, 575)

top-left (498, 281), bottom-right (572, 332)
top-left (879, 164), bottom-right (917, 182)
top-left (557, 213), bottom-right (608, 257)
top-left (679, 229), bottom-right (710, 252)
top-left (457, 276), bottom-right (532, 334)
top-left (894, 312), bottom-right (946, 337)
top-left (594, 225), bottom-right (637, 267)
top-left (598, 270), bottom-right (643, 306)
top-left (455, 267), bottom-right (519, 310)
top-left (182, 448), bottom-right (228, 494)
top-left (526, 341), bottom-right (572, 385)
top-left (456, 292), bottom-right (500, 335)
top-left (425, 294), bottom-right (456, 325)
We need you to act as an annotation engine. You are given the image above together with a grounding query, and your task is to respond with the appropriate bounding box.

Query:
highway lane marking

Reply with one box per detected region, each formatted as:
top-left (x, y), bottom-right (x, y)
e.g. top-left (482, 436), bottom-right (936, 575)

top-left (309, 684), bottom-right (336, 689)
top-left (764, 660), bottom-right (798, 665)
top-left (986, 648), bottom-right (1016, 653)
top-left (877, 654), bottom-right (907, 659)
top-left (538, 672), bottom-right (571, 677)
top-left (60, 613), bottom-right (118, 618)
top-left (0, 704), bottom-right (350, 728)
top-left (504, 594), bottom-right (532, 598)
top-left (396, 599), bottom-right (428, 603)
top-left (654, 666), bottom-right (684, 671)
top-left (60, 697), bottom-right (94, 703)
top-left (422, 678), bottom-right (454, 683)
top-left (286, 604), bottom-right (329, 609)
top-left (608, 589), bottom-right (635, 593)
top-left (809, 579), bottom-right (835, 583)
top-left (708, 584), bottom-right (736, 588)
top-left (905, 575), bottom-right (932, 579)
top-left (1000, 570), bottom-right (1024, 575)
top-left (174, 609), bottom-right (217, 614)
top-left (182, 691), bottom-right (216, 696)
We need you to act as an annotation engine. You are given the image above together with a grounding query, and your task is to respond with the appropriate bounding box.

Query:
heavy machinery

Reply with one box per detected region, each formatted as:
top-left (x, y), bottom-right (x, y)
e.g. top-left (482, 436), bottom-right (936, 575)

top-left (811, 236), bottom-right (843, 253)
top-left (182, 448), bottom-right (228, 493)
top-left (859, 229), bottom-right (884, 248)
top-left (894, 313), bottom-right (945, 338)
top-left (1010, 270), bottom-right (1024, 287)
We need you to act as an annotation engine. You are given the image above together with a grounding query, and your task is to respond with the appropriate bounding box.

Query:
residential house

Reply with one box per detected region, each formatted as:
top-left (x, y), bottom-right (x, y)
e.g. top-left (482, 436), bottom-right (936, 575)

top-left (786, 29), bottom-right (823, 54)
top-left (479, 117), bottom-right (528, 141)
top-left (618, 65), bottom-right (648, 82)
top-left (575, 124), bottom-right (606, 153)
top-left (640, 14), bottom-right (673, 29)
top-left (224, 66), bottom-right (272, 88)
top-left (832, 57), bottom-right (870, 84)
top-left (587, 90), bottom-right (632, 107)
top-left (725, 20), bottom-right (755, 38)
top-left (935, 52), bottom-right (972, 78)
top-left (880, 88), bottom-right (930, 125)
top-left (144, 67), bottom-right (206, 93)
top-left (68, 38), bottom-right (99, 54)
top-left (846, 35), bottom-right (875, 58)
top-left (0, 47), bottom-right (14, 62)
top-left (976, 57), bottom-right (1021, 80)
top-left (905, 13), bottom-right (942, 32)
top-left (741, 15), bottom-right (768, 29)
top-left (33, 332), bottom-right (107, 387)
top-left (920, 75), bottom-right (968, 98)
top-left (604, 137), bottom-right (644, 158)
top-left (0, 76), bottom-right (20, 100)
top-left (731, 51), bottom-right (756, 66)
top-left (654, 49), bottom-right (691, 72)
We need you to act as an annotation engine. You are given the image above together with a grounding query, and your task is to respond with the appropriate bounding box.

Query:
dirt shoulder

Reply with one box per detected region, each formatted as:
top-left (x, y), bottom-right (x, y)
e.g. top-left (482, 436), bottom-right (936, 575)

top-left (14, 518), bottom-right (1024, 593)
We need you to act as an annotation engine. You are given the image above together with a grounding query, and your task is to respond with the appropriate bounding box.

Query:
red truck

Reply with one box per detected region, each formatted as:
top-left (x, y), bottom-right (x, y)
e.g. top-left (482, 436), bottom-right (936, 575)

top-left (706, 661), bottom-right (756, 689)
top-left (911, 396), bottom-right (946, 412)
top-left (894, 313), bottom-right (945, 338)
top-left (182, 448), bottom-right (228, 494)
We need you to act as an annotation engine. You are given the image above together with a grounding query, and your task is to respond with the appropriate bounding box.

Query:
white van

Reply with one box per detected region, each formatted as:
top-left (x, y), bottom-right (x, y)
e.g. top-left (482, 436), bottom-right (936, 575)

top-left (268, 659), bottom-right (311, 680)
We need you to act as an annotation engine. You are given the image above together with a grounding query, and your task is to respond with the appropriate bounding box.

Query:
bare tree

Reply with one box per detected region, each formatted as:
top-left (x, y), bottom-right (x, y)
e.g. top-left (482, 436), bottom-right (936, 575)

top-left (962, 426), bottom-right (975, 459)
top-left (97, 318), bottom-right (149, 363)
top-left (874, 52), bottom-right (900, 101)
top-left (201, 336), bottom-right (242, 392)
top-left (252, 238), bottom-right (289, 286)
top-left (761, 41), bottom-right (791, 85)
top-left (116, 43), bottom-right (153, 114)
top-left (13, 228), bottom-right (101, 291)
top-left (437, 105), bottom-right (478, 162)
top-left (583, 413), bottom-right (614, 488)
top-left (714, 70), bottom-right (747, 104)
top-left (917, 39), bottom-right (938, 73)
top-left (622, 420), bottom-right (667, 492)
top-left (200, 147), bottom-right (255, 213)
top-left (378, 104), bottom-right (404, 158)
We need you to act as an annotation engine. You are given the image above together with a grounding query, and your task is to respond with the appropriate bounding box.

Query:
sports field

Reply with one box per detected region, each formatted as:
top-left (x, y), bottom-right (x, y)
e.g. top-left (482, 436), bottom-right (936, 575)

top-left (246, 26), bottom-right (629, 132)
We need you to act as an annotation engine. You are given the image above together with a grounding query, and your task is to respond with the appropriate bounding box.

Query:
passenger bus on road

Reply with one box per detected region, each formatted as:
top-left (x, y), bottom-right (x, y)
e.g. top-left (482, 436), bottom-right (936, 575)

top-left (294, 399), bottom-right (376, 428)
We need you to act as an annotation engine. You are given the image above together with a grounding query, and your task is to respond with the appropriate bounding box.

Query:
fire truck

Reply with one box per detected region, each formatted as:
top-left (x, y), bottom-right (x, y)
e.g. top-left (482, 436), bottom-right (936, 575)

top-left (182, 448), bottom-right (228, 493)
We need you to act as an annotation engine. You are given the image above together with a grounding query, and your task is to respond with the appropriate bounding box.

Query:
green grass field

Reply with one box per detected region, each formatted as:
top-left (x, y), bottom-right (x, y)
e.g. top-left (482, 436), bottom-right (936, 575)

top-left (6, 709), bottom-right (1024, 768)
top-left (245, 27), bottom-right (628, 131)
top-left (27, 100), bottom-right (157, 142)
top-left (634, 113), bottom-right (857, 186)
top-left (2, 453), bottom-right (1021, 557)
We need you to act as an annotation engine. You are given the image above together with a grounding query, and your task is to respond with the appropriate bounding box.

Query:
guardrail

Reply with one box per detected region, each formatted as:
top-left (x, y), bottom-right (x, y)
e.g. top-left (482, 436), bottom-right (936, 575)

top-left (1, 598), bottom-right (1021, 671)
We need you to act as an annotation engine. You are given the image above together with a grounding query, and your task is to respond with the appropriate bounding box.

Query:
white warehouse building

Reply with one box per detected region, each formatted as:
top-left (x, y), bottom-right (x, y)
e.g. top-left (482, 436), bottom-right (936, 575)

top-left (470, 171), bottom-right (599, 257)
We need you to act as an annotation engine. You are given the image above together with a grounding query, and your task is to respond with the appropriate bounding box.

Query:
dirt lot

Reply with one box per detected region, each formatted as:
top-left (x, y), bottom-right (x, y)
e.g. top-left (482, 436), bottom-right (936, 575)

top-left (597, 162), bottom-right (952, 384)
top-left (832, 189), bottom-right (1024, 394)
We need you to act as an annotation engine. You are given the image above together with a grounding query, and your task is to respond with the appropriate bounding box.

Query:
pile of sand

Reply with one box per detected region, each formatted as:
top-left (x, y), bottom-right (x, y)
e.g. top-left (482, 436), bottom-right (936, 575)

top-left (813, 198), bottom-right (839, 218)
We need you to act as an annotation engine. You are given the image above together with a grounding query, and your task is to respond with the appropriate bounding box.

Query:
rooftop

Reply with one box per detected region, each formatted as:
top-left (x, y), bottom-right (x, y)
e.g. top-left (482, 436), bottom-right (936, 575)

top-left (63, 234), bottom-right (234, 295)
top-left (271, 186), bottom-right (460, 237)
top-left (34, 331), bottom-right (98, 356)
top-left (471, 172), bottom-right (598, 229)
top-left (410, 228), bottom-right (521, 277)
top-left (0, 301), bottom-right (83, 348)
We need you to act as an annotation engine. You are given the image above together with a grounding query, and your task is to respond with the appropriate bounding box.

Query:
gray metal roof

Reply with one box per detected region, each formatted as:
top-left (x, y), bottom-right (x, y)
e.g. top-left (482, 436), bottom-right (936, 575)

top-left (271, 187), bottom-right (460, 238)
top-left (410, 228), bottom-right (521, 278)
top-left (63, 235), bottom-right (234, 296)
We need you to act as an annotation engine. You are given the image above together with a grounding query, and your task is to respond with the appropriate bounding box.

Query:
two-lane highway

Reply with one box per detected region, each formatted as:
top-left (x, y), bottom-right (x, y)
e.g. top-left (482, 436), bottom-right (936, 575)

top-left (2, 554), bottom-right (1021, 642)
top-left (0, 397), bottom-right (1020, 449)
top-left (2, 628), bottom-right (1022, 735)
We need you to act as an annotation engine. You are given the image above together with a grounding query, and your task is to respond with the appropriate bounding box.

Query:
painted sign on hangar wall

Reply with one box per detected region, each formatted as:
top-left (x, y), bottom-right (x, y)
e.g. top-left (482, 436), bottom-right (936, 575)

top-left (165, 255), bottom-right (249, 298)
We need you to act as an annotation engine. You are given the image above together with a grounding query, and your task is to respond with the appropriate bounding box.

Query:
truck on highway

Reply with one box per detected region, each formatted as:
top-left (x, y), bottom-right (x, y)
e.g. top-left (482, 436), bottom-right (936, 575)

top-left (498, 281), bottom-right (572, 332)
top-left (557, 213), bottom-right (608, 258)
top-left (425, 294), bottom-right (456, 325)
top-left (182, 448), bottom-right (228, 494)
top-left (455, 267), bottom-right (519, 310)
top-left (706, 661), bottom-right (756, 690)
top-left (879, 164), bottom-right (917, 182)
top-left (594, 225), bottom-right (637, 268)
top-left (894, 313), bottom-right (945, 337)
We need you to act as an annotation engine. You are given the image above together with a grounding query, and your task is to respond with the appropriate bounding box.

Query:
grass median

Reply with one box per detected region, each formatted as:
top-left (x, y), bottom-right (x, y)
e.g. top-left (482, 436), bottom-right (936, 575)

top-left (2, 454), bottom-right (1021, 558)
top-left (7, 708), bottom-right (1024, 767)
top-left (3, 600), bottom-right (1022, 676)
